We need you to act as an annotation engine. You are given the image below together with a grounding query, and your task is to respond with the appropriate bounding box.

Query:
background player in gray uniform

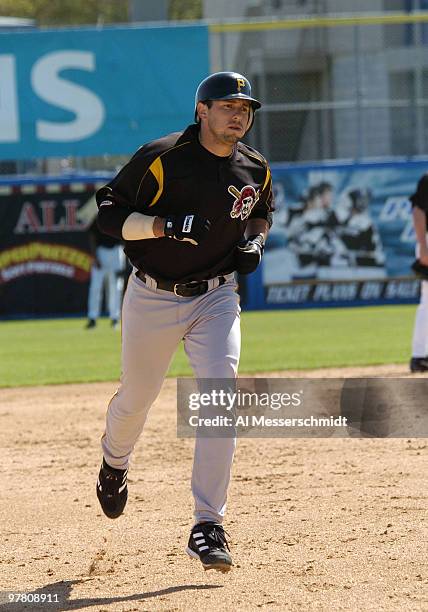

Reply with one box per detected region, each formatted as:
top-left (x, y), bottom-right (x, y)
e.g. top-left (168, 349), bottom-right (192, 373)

top-left (85, 217), bottom-right (125, 329)
top-left (409, 174), bottom-right (428, 372)
top-left (94, 72), bottom-right (274, 572)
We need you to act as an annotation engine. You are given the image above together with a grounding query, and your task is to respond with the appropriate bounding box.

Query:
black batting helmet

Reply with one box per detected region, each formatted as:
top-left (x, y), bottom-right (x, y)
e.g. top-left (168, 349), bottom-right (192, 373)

top-left (194, 71), bottom-right (261, 129)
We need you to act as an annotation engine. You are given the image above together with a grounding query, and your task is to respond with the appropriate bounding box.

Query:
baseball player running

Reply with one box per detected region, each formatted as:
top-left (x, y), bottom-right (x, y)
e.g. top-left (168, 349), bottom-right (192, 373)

top-left (95, 71), bottom-right (274, 572)
top-left (409, 174), bottom-right (428, 372)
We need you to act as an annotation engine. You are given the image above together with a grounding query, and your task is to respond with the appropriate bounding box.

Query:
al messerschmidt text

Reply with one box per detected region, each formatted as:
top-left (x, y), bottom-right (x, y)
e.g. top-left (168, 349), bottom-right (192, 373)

top-left (189, 415), bottom-right (348, 427)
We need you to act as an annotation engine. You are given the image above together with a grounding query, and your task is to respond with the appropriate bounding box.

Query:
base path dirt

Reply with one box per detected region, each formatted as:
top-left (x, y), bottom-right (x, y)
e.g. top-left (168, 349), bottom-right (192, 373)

top-left (1, 365), bottom-right (427, 611)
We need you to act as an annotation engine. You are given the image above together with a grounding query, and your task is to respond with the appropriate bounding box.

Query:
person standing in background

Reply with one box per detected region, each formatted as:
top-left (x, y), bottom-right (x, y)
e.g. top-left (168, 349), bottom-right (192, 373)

top-left (409, 174), bottom-right (428, 372)
top-left (86, 216), bottom-right (125, 329)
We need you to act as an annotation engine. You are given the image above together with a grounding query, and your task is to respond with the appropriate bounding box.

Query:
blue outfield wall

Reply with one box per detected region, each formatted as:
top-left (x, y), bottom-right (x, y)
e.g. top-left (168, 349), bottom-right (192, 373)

top-left (246, 158), bottom-right (427, 310)
top-left (0, 159), bottom-right (425, 316)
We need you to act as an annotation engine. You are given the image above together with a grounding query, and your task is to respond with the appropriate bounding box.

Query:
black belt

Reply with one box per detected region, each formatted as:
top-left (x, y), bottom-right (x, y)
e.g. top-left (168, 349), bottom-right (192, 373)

top-left (136, 270), bottom-right (226, 297)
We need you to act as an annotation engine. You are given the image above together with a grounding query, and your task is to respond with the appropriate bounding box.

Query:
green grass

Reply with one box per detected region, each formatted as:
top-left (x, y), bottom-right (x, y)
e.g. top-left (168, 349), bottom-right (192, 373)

top-left (0, 305), bottom-right (416, 387)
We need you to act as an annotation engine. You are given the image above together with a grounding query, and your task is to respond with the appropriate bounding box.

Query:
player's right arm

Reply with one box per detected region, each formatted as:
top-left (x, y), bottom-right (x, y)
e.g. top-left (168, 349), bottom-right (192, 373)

top-left (96, 144), bottom-right (158, 240)
top-left (96, 143), bottom-right (210, 246)
top-left (413, 206), bottom-right (428, 265)
top-left (97, 183), bottom-right (163, 240)
top-left (410, 174), bottom-right (428, 265)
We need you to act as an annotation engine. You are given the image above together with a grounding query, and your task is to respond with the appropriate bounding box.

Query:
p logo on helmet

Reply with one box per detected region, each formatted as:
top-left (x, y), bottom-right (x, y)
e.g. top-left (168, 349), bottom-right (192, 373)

top-left (236, 78), bottom-right (246, 92)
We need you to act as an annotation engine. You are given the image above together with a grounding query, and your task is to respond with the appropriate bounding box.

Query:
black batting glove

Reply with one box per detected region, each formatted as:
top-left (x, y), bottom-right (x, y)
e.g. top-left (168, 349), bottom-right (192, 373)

top-left (412, 258), bottom-right (428, 280)
top-left (235, 233), bottom-right (265, 274)
top-left (164, 214), bottom-right (211, 246)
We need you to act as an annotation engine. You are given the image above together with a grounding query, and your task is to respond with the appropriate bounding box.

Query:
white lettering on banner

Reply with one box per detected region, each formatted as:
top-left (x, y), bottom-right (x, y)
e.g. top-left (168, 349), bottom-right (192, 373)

top-left (360, 281), bottom-right (383, 300)
top-left (385, 280), bottom-right (420, 299)
top-left (1, 261), bottom-right (74, 281)
top-left (400, 220), bottom-right (416, 243)
top-left (379, 197), bottom-right (411, 222)
top-left (266, 284), bottom-right (311, 304)
top-left (379, 196), bottom-right (414, 242)
top-left (14, 201), bottom-right (83, 234)
top-left (0, 55), bottom-right (19, 142)
top-left (313, 283), bottom-right (358, 301)
top-left (31, 51), bottom-right (105, 141)
top-left (14, 203), bottom-right (40, 234)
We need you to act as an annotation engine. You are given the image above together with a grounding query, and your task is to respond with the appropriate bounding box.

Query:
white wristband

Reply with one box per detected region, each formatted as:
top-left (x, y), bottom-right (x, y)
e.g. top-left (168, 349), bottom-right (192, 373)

top-left (122, 212), bottom-right (156, 240)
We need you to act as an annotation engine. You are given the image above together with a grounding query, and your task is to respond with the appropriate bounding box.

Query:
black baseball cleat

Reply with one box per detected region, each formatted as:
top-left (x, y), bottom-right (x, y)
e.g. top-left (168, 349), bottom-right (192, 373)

top-left (410, 357), bottom-right (428, 372)
top-left (96, 459), bottom-right (128, 519)
top-left (186, 522), bottom-right (232, 573)
top-left (85, 319), bottom-right (96, 329)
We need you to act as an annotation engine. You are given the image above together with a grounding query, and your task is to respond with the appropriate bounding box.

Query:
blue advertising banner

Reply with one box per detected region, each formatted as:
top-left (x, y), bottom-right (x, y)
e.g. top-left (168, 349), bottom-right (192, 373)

top-left (251, 159), bottom-right (428, 309)
top-left (0, 25), bottom-right (209, 160)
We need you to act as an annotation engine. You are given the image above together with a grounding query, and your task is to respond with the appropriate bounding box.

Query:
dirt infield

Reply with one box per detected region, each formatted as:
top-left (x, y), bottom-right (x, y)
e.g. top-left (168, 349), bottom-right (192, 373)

top-left (1, 365), bottom-right (427, 611)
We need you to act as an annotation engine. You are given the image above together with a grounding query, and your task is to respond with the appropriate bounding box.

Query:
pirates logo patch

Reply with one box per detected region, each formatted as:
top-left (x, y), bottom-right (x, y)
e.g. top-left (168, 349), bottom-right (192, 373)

top-left (228, 184), bottom-right (259, 221)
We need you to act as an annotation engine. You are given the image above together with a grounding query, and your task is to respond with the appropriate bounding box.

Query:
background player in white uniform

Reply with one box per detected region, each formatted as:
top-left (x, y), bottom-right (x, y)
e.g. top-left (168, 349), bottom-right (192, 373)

top-left (409, 174), bottom-right (428, 372)
top-left (85, 217), bottom-right (125, 329)
top-left (94, 72), bottom-right (274, 572)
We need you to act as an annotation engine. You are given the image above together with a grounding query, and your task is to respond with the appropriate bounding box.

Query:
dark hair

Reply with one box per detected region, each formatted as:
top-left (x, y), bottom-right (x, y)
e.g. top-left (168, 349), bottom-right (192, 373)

top-left (307, 185), bottom-right (320, 200)
top-left (195, 99), bottom-right (213, 123)
top-left (348, 188), bottom-right (371, 211)
top-left (318, 182), bottom-right (333, 194)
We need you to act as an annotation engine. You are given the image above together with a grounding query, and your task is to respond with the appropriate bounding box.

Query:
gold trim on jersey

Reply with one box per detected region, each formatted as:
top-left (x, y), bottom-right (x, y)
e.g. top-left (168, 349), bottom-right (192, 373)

top-left (239, 146), bottom-right (267, 166)
top-left (262, 166), bottom-right (271, 192)
top-left (148, 157), bottom-right (164, 207)
top-left (135, 140), bottom-right (191, 208)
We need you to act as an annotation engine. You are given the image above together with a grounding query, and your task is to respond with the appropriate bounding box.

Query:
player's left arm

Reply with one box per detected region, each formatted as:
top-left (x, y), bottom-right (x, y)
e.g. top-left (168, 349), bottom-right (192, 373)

top-left (246, 163), bottom-right (274, 239)
top-left (245, 218), bottom-right (269, 241)
top-left (235, 164), bottom-right (274, 274)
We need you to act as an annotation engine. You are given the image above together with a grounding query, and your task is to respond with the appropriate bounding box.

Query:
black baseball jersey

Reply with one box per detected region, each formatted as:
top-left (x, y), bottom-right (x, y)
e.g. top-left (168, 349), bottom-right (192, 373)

top-left (88, 217), bottom-right (122, 249)
top-left (410, 174), bottom-right (428, 225)
top-left (96, 124), bottom-right (274, 282)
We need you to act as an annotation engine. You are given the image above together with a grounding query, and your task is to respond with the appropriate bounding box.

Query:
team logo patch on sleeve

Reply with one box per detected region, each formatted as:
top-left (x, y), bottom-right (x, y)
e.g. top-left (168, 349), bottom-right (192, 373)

top-left (228, 185), bottom-right (260, 221)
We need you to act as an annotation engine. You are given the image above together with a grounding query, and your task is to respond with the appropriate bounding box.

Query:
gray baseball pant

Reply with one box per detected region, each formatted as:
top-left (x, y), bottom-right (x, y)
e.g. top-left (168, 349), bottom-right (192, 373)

top-left (101, 271), bottom-right (240, 524)
top-left (412, 239), bottom-right (428, 357)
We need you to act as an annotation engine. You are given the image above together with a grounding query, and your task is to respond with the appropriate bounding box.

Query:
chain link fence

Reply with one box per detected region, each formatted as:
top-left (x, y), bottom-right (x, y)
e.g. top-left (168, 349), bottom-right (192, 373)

top-left (211, 13), bottom-right (428, 162)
